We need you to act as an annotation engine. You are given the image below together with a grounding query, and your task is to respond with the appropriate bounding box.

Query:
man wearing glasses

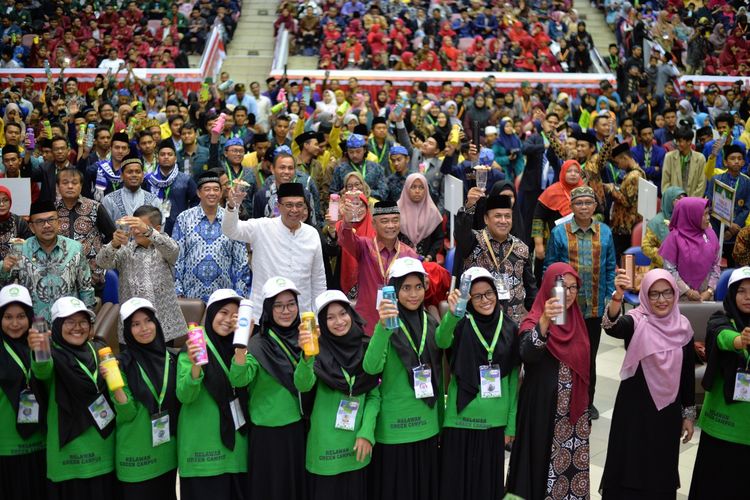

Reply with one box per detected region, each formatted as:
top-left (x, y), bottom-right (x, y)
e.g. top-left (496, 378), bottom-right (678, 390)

top-left (223, 181), bottom-right (326, 323)
top-left (544, 185), bottom-right (616, 420)
top-left (0, 199), bottom-right (94, 321)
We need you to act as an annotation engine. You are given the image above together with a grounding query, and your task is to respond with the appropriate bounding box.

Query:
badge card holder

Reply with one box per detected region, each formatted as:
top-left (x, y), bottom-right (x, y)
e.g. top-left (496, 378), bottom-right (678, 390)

top-left (17, 390), bottom-right (40, 424)
top-left (151, 411), bottom-right (171, 447)
top-left (88, 394), bottom-right (115, 430)
top-left (479, 365), bottom-right (502, 398)
top-left (230, 397), bottom-right (246, 430)
top-left (412, 365), bottom-right (434, 399)
top-left (334, 398), bottom-right (360, 431)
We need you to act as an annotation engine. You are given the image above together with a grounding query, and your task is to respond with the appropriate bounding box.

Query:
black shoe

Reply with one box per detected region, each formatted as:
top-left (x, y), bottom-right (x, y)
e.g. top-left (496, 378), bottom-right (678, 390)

top-left (589, 405), bottom-right (600, 420)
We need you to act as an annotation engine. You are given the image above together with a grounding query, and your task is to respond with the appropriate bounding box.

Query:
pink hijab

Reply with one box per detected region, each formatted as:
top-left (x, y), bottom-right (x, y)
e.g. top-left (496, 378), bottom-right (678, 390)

top-left (397, 173), bottom-right (443, 246)
top-left (621, 269), bottom-right (694, 410)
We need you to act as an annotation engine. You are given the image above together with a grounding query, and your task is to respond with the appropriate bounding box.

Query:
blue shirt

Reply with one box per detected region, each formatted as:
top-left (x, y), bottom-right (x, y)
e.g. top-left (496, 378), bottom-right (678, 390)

top-left (225, 94), bottom-right (258, 119)
top-left (706, 171), bottom-right (750, 240)
top-left (173, 206), bottom-right (250, 301)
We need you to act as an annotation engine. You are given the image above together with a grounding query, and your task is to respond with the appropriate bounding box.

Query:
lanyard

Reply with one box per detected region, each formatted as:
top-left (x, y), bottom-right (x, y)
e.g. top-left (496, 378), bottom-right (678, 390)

top-left (205, 336), bottom-right (231, 378)
top-left (467, 312), bottom-right (504, 364)
top-left (644, 148), bottom-right (651, 169)
top-left (74, 343), bottom-right (99, 387)
top-left (369, 137), bottom-right (387, 165)
top-left (341, 368), bottom-right (356, 397)
top-left (268, 330), bottom-right (299, 367)
top-left (225, 162), bottom-right (244, 183)
top-left (541, 131), bottom-right (549, 147)
top-left (398, 311), bottom-right (428, 361)
top-left (680, 153), bottom-right (690, 172)
top-left (482, 230), bottom-right (514, 273)
top-left (2, 340), bottom-right (30, 386)
top-left (374, 238), bottom-right (401, 284)
top-left (258, 169), bottom-right (266, 185)
top-left (136, 355), bottom-right (170, 412)
top-left (353, 162), bottom-right (367, 179)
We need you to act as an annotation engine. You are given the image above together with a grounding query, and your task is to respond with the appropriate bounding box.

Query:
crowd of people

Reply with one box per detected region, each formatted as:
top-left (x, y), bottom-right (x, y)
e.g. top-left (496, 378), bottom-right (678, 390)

top-left (1, 43), bottom-right (750, 499)
top-left (0, 0), bottom-right (240, 70)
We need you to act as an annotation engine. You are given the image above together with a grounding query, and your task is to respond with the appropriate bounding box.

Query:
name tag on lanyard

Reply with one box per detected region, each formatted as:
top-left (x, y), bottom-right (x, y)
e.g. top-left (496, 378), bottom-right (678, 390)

top-left (17, 390), bottom-right (39, 424)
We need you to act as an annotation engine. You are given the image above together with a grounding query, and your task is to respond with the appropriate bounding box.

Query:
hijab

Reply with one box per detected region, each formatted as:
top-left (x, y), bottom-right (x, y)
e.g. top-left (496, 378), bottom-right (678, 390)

top-left (0, 300), bottom-right (46, 438)
top-left (537, 159), bottom-right (584, 215)
top-left (451, 278), bottom-right (519, 412)
top-left (621, 270), bottom-right (694, 410)
top-left (398, 173), bottom-right (443, 246)
top-left (520, 262), bottom-right (590, 422)
top-left (314, 301), bottom-right (379, 396)
top-left (0, 186), bottom-right (12, 222)
top-left (658, 197), bottom-right (719, 291)
top-left (335, 192), bottom-right (375, 294)
top-left (50, 315), bottom-right (114, 448)
top-left (703, 274), bottom-right (750, 404)
top-left (317, 90), bottom-right (338, 116)
top-left (496, 117), bottom-right (522, 153)
top-left (388, 272), bottom-right (442, 408)
top-left (646, 186), bottom-right (685, 242)
top-left (118, 309), bottom-right (179, 435)
top-left (200, 297), bottom-right (248, 450)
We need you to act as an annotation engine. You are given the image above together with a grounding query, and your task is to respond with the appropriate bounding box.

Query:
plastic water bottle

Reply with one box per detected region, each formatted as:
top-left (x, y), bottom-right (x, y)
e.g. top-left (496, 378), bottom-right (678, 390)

top-left (382, 286), bottom-right (400, 330)
top-left (98, 347), bottom-right (125, 391)
top-left (187, 323), bottom-right (209, 366)
top-left (31, 317), bottom-right (51, 362)
top-left (300, 312), bottom-right (319, 356)
top-left (328, 194), bottom-right (340, 222)
top-left (85, 123), bottom-right (96, 149)
top-left (212, 113), bottom-right (227, 135)
top-left (454, 273), bottom-right (473, 318)
top-left (26, 127), bottom-right (35, 150)
top-left (43, 120), bottom-right (52, 139)
top-left (552, 276), bottom-right (567, 325)
top-left (233, 299), bottom-right (252, 347)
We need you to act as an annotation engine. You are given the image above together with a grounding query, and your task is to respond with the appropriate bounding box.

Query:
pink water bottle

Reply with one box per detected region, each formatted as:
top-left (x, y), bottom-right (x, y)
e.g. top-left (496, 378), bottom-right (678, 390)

top-left (187, 323), bottom-right (209, 366)
top-left (328, 193), bottom-right (340, 222)
top-left (278, 88), bottom-right (286, 103)
top-left (212, 113), bottom-right (227, 135)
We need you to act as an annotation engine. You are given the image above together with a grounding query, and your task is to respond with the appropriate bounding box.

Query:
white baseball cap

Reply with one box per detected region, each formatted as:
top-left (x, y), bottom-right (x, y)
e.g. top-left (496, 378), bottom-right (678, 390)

top-left (0, 284), bottom-right (32, 309)
top-left (120, 297), bottom-right (156, 323)
top-left (461, 266), bottom-right (495, 284)
top-left (207, 289), bottom-right (243, 308)
top-left (485, 125), bottom-right (498, 136)
top-left (728, 267), bottom-right (750, 288)
top-left (50, 297), bottom-right (95, 322)
top-left (262, 276), bottom-right (300, 300)
top-left (315, 290), bottom-right (350, 313)
top-left (388, 257), bottom-right (427, 280)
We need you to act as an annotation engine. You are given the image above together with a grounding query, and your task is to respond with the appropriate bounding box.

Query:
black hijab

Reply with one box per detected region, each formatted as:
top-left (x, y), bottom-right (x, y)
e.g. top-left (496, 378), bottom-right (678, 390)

top-left (118, 309), bottom-right (179, 435)
top-left (388, 273), bottom-right (442, 408)
top-left (50, 315), bottom-right (114, 448)
top-left (703, 280), bottom-right (750, 404)
top-left (449, 277), bottom-right (520, 412)
top-left (0, 301), bottom-right (47, 438)
top-left (201, 298), bottom-right (249, 450)
top-left (314, 301), bottom-right (379, 396)
top-left (474, 180), bottom-right (526, 241)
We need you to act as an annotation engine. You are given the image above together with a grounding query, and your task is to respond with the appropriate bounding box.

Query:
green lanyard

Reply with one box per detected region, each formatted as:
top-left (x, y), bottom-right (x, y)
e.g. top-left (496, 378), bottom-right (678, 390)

top-left (74, 343), bottom-right (99, 388)
top-left (644, 148), bottom-right (651, 169)
top-left (225, 161), bottom-right (244, 183)
top-left (341, 368), bottom-right (356, 397)
top-left (467, 311), bottom-right (504, 364)
top-left (2, 340), bottom-right (31, 386)
top-left (258, 170), bottom-right (266, 185)
top-left (353, 162), bottom-right (367, 180)
top-left (541, 131), bottom-right (549, 147)
top-left (369, 137), bottom-right (387, 165)
top-left (205, 336), bottom-right (232, 378)
top-left (268, 330), bottom-right (299, 367)
top-left (680, 153), bottom-right (690, 173)
top-left (398, 311), bottom-right (428, 362)
top-left (136, 355), bottom-right (170, 412)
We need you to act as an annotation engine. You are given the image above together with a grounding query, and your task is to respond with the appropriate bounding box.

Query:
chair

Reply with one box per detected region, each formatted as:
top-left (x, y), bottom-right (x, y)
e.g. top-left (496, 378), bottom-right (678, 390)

top-left (622, 246), bottom-right (651, 307)
top-left (715, 268), bottom-right (734, 301)
top-left (631, 222), bottom-right (643, 247)
top-left (94, 304), bottom-right (121, 354)
top-left (103, 270), bottom-right (119, 304)
top-left (178, 298), bottom-right (206, 326)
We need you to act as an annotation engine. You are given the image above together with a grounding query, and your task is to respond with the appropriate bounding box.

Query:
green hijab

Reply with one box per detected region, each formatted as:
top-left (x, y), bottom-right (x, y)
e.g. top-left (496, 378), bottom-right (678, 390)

top-left (646, 186), bottom-right (686, 242)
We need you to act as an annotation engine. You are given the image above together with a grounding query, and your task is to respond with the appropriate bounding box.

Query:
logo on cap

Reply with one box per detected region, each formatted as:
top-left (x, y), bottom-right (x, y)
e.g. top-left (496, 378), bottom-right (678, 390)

top-left (70, 298), bottom-right (82, 306)
top-left (9, 287), bottom-right (19, 297)
top-left (276, 277), bottom-right (288, 286)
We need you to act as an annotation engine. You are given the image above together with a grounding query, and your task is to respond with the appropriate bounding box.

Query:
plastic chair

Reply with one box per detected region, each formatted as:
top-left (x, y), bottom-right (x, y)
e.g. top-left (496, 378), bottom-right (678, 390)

top-left (102, 270), bottom-right (119, 304)
top-left (631, 222), bottom-right (643, 247)
top-left (622, 247), bottom-right (651, 307)
top-left (715, 268), bottom-right (734, 301)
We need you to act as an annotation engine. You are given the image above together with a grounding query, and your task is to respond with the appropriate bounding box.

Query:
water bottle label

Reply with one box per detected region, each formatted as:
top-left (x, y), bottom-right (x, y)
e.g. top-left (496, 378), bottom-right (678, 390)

top-left (88, 394), bottom-right (114, 430)
top-left (479, 364), bottom-right (502, 399)
top-left (412, 366), bottom-right (434, 399)
top-left (151, 411), bottom-right (171, 447)
top-left (229, 397), bottom-right (246, 430)
top-left (17, 390), bottom-right (39, 424)
top-left (239, 318), bottom-right (249, 327)
top-left (334, 398), bottom-right (359, 431)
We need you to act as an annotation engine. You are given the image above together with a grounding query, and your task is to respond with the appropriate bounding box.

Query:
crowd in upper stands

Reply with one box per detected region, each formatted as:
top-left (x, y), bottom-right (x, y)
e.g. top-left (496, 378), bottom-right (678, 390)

top-left (0, 0), bottom-right (241, 70)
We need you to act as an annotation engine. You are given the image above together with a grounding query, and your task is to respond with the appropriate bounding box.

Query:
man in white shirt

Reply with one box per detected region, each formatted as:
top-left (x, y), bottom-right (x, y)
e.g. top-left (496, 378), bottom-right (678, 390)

top-left (98, 47), bottom-right (125, 72)
top-left (222, 181), bottom-right (326, 321)
top-left (250, 81), bottom-right (272, 133)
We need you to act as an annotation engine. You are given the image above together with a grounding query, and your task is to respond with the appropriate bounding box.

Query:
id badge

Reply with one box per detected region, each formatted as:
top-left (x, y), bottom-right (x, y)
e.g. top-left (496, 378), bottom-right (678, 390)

top-left (479, 364), bottom-right (502, 399)
top-left (161, 199), bottom-right (172, 219)
top-left (334, 398), bottom-right (360, 431)
top-left (88, 394), bottom-right (115, 430)
top-left (376, 286), bottom-right (383, 311)
top-left (733, 371), bottom-right (750, 402)
top-left (229, 397), bottom-right (246, 430)
top-left (17, 390), bottom-right (39, 424)
top-left (151, 411), bottom-right (170, 447)
top-left (496, 275), bottom-right (511, 301)
top-left (412, 365), bottom-right (434, 399)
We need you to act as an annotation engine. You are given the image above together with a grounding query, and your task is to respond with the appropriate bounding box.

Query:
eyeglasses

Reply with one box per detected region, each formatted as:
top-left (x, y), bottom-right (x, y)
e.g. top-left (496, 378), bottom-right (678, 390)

top-left (63, 318), bottom-right (91, 329)
top-left (562, 285), bottom-right (579, 294)
top-left (226, 148), bottom-right (245, 154)
top-left (572, 200), bottom-right (596, 207)
top-left (345, 183), bottom-right (363, 190)
top-left (280, 202), bottom-right (306, 210)
top-left (648, 289), bottom-right (674, 301)
top-left (30, 217), bottom-right (59, 226)
top-left (470, 290), bottom-right (497, 302)
top-left (272, 302), bottom-right (298, 312)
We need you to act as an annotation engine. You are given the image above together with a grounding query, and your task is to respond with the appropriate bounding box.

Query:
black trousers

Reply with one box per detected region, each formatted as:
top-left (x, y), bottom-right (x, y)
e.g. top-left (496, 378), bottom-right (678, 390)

top-left (585, 316), bottom-right (602, 404)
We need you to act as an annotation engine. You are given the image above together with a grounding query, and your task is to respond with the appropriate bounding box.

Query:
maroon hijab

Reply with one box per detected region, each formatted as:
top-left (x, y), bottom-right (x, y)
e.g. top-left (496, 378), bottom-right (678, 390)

top-left (520, 262), bottom-right (590, 422)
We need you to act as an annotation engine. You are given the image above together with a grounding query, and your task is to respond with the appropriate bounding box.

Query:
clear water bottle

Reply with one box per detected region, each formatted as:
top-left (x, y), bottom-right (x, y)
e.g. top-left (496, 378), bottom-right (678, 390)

top-left (381, 286), bottom-right (400, 330)
top-left (552, 276), bottom-right (567, 325)
top-left (454, 273), bottom-right (473, 318)
top-left (31, 317), bottom-right (51, 362)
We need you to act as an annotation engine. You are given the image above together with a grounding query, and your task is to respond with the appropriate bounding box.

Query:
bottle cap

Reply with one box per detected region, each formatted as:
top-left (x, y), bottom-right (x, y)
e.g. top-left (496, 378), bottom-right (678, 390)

top-left (98, 347), bottom-right (113, 357)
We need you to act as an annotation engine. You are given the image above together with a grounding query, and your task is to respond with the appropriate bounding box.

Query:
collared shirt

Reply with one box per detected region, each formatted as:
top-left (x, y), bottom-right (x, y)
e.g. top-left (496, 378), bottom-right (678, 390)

top-left (330, 159), bottom-right (387, 200)
top-left (337, 225), bottom-right (419, 335)
top-left (222, 208), bottom-right (326, 322)
top-left (180, 145), bottom-right (210, 178)
top-left (102, 188), bottom-right (161, 223)
top-left (173, 206), bottom-right (250, 302)
top-left (0, 236), bottom-right (95, 321)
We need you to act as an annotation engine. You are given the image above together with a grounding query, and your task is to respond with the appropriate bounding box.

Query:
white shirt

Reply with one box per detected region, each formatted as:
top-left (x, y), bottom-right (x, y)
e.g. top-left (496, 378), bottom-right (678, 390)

top-left (254, 94), bottom-right (272, 133)
top-left (222, 208), bottom-right (326, 322)
top-left (99, 58), bottom-right (125, 71)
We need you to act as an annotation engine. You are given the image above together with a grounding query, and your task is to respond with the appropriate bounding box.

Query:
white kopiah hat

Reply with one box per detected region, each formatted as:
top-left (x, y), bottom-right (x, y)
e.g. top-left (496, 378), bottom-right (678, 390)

top-left (315, 290), bottom-right (350, 313)
top-left (207, 289), bottom-right (243, 308)
top-left (120, 297), bottom-right (156, 323)
top-left (461, 266), bottom-right (495, 284)
top-left (262, 276), bottom-right (301, 300)
top-left (388, 257), bottom-right (427, 280)
top-left (50, 297), bottom-right (95, 322)
top-left (728, 267), bottom-right (750, 288)
top-left (0, 284), bottom-right (32, 309)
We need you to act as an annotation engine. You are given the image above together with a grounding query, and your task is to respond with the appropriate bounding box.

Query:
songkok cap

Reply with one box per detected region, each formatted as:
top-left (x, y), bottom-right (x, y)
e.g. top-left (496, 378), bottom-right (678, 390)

top-left (570, 185), bottom-right (597, 201)
top-left (724, 142), bottom-right (746, 159)
top-left (0, 284), bottom-right (32, 309)
top-left (111, 132), bottom-right (130, 145)
top-left (315, 290), bottom-right (350, 313)
top-left (611, 142), bottom-right (631, 158)
top-left (372, 200), bottom-right (400, 216)
top-left (295, 131), bottom-right (319, 148)
top-left (485, 194), bottom-right (513, 211)
top-left (121, 152), bottom-right (143, 170)
top-left (388, 257), bottom-right (427, 280)
top-left (120, 297), bottom-right (156, 323)
top-left (51, 297), bottom-right (95, 322)
top-left (729, 267), bottom-right (750, 288)
top-left (277, 182), bottom-right (305, 200)
top-left (158, 139), bottom-right (176, 152)
top-left (29, 200), bottom-right (57, 216)
top-left (389, 144), bottom-right (408, 156)
top-left (207, 289), bottom-right (242, 308)
top-left (430, 133), bottom-right (446, 151)
top-left (262, 276), bottom-right (300, 300)
top-left (574, 130), bottom-right (597, 145)
top-left (371, 116), bottom-right (387, 127)
top-left (197, 170), bottom-right (222, 188)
